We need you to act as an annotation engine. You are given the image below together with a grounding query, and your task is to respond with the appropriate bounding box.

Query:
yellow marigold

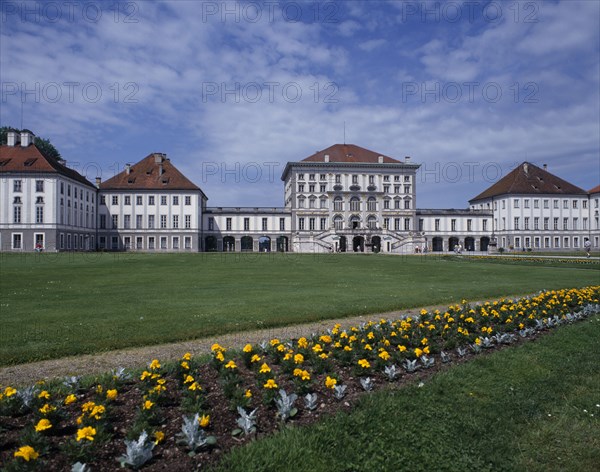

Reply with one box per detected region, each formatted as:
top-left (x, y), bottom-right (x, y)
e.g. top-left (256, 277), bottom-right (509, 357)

top-left (319, 353), bottom-right (329, 359)
top-left (259, 363), bottom-right (271, 374)
top-left (299, 370), bottom-right (310, 381)
top-left (95, 385), bottom-right (103, 394)
top-left (182, 352), bottom-right (192, 361)
top-left (38, 390), bottom-right (50, 400)
top-left (312, 344), bottom-right (323, 353)
top-left (188, 382), bottom-right (202, 391)
top-left (14, 445), bottom-right (39, 461)
top-left (64, 394), bottom-right (77, 405)
top-left (297, 337), bottom-right (309, 349)
top-left (245, 389), bottom-right (252, 398)
top-left (180, 361), bottom-right (190, 370)
top-left (344, 345), bottom-right (352, 351)
top-left (39, 404), bottom-right (56, 415)
top-left (378, 350), bottom-right (391, 361)
top-left (276, 344), bottom-right (286, 352)
top-left (149, 359), bottom-right (161, 370)
top-left (250, 354), bottom-right (261, 363)
top-left (154, 431), bottom-right (165, 445)
top-left (264, 379), bottom-right (278, 389)
top-left (82, 401), bottom-right (96, 412)
top-left (143, 400), bottom-right (154, 410)
top-left (358, 359), bottom-right (371, 369)
top-left (423, 346), bottom-right (430, 354)
top-left (184, 375), bottom-right (195, 384)
top-left (420, 309), bottom-right (428, 315)
top-left (89, 405), bottom-right (105, 420)
top-left (270, 339), bottom-right (280, 346)
top-left (475, 337), bottom-right (481, 345)
top-left (364, 344), bottom-right (373, 351)
top-left (414, 348), bottom-right (423, 358)
top-left (215, 351), bottom-right (225, 362)
top-left (199, 414), bottom-right (210, 428)
top-left (421, 337), bottom-right (428, 345)
top-left (34, 418), bottom-right (52, 432)
top-left (211, 343), bottom-right (225, 352)
top-left (367, 331), bottom-right (375, 340)
top-left (76, 414), bottom-right (84, 425)
top-left (106, 389), bottom-right (118, 401)
top-left (294, 353), bottom-right (304, 364)
top-left (325, 376), bottom-right (337, 389)
top-left (283, 352), bottom-right (293, 361)
top-left (76, 426), bottom-right (96, 442)
top-left (319, 335), bottom-right (332, 344)
top-left (398, 345), bottom-right (407, 352)
top-left (225, 360), bottom-right (237, 370)
top-left (140, 371), bottom-right (152, 381)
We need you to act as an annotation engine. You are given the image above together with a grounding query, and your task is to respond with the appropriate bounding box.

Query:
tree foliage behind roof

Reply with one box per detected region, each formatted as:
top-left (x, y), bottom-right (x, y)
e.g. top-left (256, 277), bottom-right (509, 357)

top-left (0, 126), bottom-right (62, 161)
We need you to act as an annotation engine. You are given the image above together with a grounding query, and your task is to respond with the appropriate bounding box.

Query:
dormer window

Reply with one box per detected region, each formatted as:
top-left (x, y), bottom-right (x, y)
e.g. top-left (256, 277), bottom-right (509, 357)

top-left (24, 158), bottom-right (37, 167)
top-left (36, 197), bottom-right (44, 204)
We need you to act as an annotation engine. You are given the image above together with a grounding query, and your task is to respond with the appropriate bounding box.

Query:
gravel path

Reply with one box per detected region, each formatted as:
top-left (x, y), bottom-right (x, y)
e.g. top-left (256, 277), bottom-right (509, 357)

top-left (0, 296), bottom-right (527, 387)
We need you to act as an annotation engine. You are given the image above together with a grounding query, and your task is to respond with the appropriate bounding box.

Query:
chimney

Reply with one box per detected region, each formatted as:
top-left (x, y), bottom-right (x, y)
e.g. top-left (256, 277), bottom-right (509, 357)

top-left (125, 163), bottom-right (131, 175)
top-left (524, 163), bottom-right (529, 175)
top-left (324, 154), bottom-right (329, 163)
top-left (95, 177), bottom-right (101, 188)
top-left (404, 156), bottom-right (411, 163)
top-left (154, 153), bottom-right (164, 164)
top-left (20, 131), bottom-right (34, 147)
top-left (7, 131), bottom-right (17, 146)
top-left (378, 155), bottom-right (384, 163)
top-left (543, 163), bottom-right (547, 170)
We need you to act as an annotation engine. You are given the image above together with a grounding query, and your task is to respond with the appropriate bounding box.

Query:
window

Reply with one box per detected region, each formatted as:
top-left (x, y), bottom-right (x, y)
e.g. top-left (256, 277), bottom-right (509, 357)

top-left (394, 218), bottom-right (401, 230)
top-left (394, 186), bottom-right (400, 194)
top-left (298, 218), bottom-right (305, 230)
top-left (563, 200), bottom-right (568, 209)
top-left (467, 219), bottom-right (472, 232)
top-left (309, 218), bottom-right (315, 231)
top-left (13, 205), bottom-right (21, 223)
top-left (573, 218), bottom-right (578, 230)
top-left (309, 197), bottom-right (316, 209)
top-left (524, 199), bottom-right (530, 208)
top-left (262, 218), bottom-right (268, 231)
top-left (383, 175), bottom-right (390, 182)
top-left (173, 237), bottom-right (179, 249)
top-left (112, 215), bottom-right (118, 228)
top-left (514, 199), bottom-right (519, 208)
top-left (13, 233), bottom-right (22, 249)
top-left (515, 237), bottom-right (521, 248)
top-left (573, 200), bottom-right (578, 209)
top-left (136, 196), bottom-right (143, 205)
top-left (335, 175), bottom-right (341, 183)
top-left (544, 217), bottom-right (549, 230)
top-left (136, 215), bottom-right (142, 229)
top-left (383, 185), bottom-right (390, 193)
top-left (583, 217), bottom-right (588, 230)
top-left (435, 219), bottom-right (440, 231)
top-left (524, 217), bottom-right (529, 230)
top-left (534, 217), bottom-right (539, 230)
top-left (394, 199), bottom-right (401, 210)
top-left (13, 180), bottom-right (22, 192)
top-left (334, 197), bottom-right (343, 211)
top-left (68, 185), bottom-right (71, 197)
top-left (298, 197), bottom-right (305, 208)
top-left (100, 214), bottom-right (106, 229)
top-left (185, 237), bottom-right (191, 249)
top-left (502, 200), bottom-right (506, 209)
top-left (350, 197), bottom-right (360, 211)
top-left (185, 196), bottom-right (191, 205)
top-left (226, 217), bottom-right (232, 231)
top-left (482, 220), bottom-right (488, 231)
top-left (149, 196), bottom-right (155, 205)
top-left (173, 196), bottom-right (179, 205)
top-left (124, 195), bottom-right (131, 205)
top-left (334, 216), bottom-right (343, 230)
top-left (320, 218), bottom-right (326, 230)
top-left (309, 184), bottom-right (315, 193)
top-left (384, 218), bottom-right (390, 229)
top-left (136, 237), bottom-right (143, 250)
top-left (404, 218), bottom-right (410, 231)
top-left (553, 199), bottom-right (559, 209)
top-left (514, 217), bottom-right (519, 230)
top-left (543, 199), bottom-right (549, 209)
top-left (36, 180), bottom-right (44, 192)
top-left (161, 196), bottom-right (167, 205)
top-left (244, 218), bottom-right (250, 231)
top-left (298, 173), bottom-right (305, 180)
top-left (369, 175), bottom-right (375, 184)
top-left (367, 198), bottom-right (376, 211)
top-left (60, 182), bottom-right (64, 194)
top-left (320, 184), bottom-right (326, 193)
top-left (280, 218), bottom-right (285, 231)
top-left (101, 195), bottom-right (106, 205)
top-left (185, 215), bottom-right (191, 229)
top-left (124, 215), bottom-right (131, 229)
top-left (352, 175), bottom-right (358, 184)
top-left (533, 199), bottom-right (539, 208)
top-left (148, 237), bottom-right (155, 250)
top-left (404, 199), bottom-right (411, 210)
top-left (298, 184), bottom-right (305, 193)
top-left (208, 217), bottom-right (214, 231)
top-left (563, 218), bottom-right (568, 230)
top-left (148, 215), bottom-right (155, 229)
top-left (160, 237), bottom-right (167, 249)
top-left (553, 217), bottom-right (558, 230)
top-left (173, 215), bottom-right (179, 228)
top-left (160, 215), bottom-right (167, 228)
top-left (124, 236), bottom-right (131, 250)
top-left (383, 199), bottom-right (390, 210)
top-left (112, 195), bottom-right (118, 205)
top-left (320, 197), bottom-right (327, 209)
top-left (583, 200), bottom-right (587, 209)
top-left (451, 219), bottom-right (457, 232)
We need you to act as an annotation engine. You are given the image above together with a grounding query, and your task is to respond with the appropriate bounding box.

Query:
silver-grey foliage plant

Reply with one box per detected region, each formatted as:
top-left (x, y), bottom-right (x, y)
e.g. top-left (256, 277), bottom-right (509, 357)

top-left (117, 431), bottom-right (154, 469)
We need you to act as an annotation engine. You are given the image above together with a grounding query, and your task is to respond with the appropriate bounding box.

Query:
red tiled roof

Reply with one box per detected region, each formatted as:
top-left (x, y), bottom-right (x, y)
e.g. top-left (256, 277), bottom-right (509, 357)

top-left (100, 153), bottom-right (201, 191)
top-left (302, 144), bottom-right (403, 163)
top-left (589, 185), bottom-right (600, 194)
top-left (470, 162), bottom-right (587, 202)
top-left (0, 144), bottom-right (95, 187)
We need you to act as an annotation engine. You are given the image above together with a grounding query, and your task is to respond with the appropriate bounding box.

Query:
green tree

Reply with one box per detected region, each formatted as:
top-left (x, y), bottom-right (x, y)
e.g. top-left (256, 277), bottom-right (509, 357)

top-left (0, 126), bottom-right (62, 161)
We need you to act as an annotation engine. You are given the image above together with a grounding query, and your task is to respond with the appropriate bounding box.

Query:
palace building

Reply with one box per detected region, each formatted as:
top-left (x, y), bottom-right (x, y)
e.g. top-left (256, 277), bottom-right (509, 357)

top-left (1, 131), bottom-right (598, 253)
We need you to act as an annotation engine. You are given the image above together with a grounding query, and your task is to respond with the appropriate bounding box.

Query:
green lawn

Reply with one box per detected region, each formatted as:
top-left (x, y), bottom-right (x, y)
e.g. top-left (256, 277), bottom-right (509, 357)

top-left (0, 252), bottom-right (598, 365)
top-left (209, 318), bottom-right (600, 472)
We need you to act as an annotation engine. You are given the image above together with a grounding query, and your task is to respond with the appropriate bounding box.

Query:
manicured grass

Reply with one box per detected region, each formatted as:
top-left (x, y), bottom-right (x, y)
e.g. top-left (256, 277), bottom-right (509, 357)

top-left (209, 317), bottom-right (600, 472)
top-left (0, 252), bottom-right (598, 365)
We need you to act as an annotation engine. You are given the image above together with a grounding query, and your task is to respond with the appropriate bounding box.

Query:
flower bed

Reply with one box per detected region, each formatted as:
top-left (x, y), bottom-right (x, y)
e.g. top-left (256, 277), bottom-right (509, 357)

top-left (1, 286), bottom-right (598, 471)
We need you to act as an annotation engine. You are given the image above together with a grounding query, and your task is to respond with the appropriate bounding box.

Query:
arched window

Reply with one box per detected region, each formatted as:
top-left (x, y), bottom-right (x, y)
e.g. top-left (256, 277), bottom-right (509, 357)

top-left (350, 197), bottom-right (361, 211)
top-left (334, 197), bottom-right (343, 211)
top-left (367, 215), bottom-right (377, 229)
top-left (333, 214), bottom-right (344, 230)
top-left (367, 197), bottom-right (377, 211)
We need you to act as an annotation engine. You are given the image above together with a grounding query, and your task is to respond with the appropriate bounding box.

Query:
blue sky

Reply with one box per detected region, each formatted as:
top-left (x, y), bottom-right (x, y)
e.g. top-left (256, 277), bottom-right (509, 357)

top-left (1, 0), bottom-right (599, 207)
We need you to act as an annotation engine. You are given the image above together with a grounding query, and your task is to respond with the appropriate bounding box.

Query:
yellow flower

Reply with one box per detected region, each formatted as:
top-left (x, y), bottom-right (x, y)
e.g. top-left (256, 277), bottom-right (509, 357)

top-left (64, 394), bottom-right (77, 405)
top-left (89, 405), bottom-right (106, 420)
top-left (154, 431), bottom-right (165, 445)
top-left (276, 344), bottom-right (286, 352)
top-left (300, 370), bottom-right (310, 381)
top-left (475, 337), bottom-right (481, 345)
top-left (364, 344), bottom-right (373, 351)
top-left (39, 403), bottom-right (56, 415)
top-left (188, 382), bottom-right (202, 391)
top-left (312, 344), bottom-right (323, 353)
top-left (250, 354), bottom-right (261, 363)
top-left (398, 345), bottom-right (407, 352)
top-left (225, 360), bottom-right (237, 370)
top-left (211, 343), bottom-right (225, 352)
top-left (319, 334), bottom-right (332, 344)
top-left (358, 359), bottom-right (371, 369)
top-left (215, 351), bottom-right (225, 362)
top-left (421, 337), bottom-right (428, 346)
top-left (367, 331), bottom-right (375, 340)
top-left (414, 348), bottom-right (423, 358)
top-left (143, 400), bottom-right (154, 410)
top-left (106, 389), bottom-right (118, 401)
top-left (264, 379), bottom-right (278, 389)
top-left (180, 361), bottom-right (190, 370)
top-left (325, 376), bottom-right (337, 389)
top-left (140, 371), bottom-right (152, 381)
top-left (297, 337), bottom-right (309, 349)
top-left (199, 414), bottom-right (210, 428)
top-left (149, 359), bottom-right (161, 370)
top-left (423, 346), bottom-right (430, 355)
top-left (269, 339), bottom-right (280, 346)
top-left (344, 345), bottom-right (352, 352)
top-left (76, 426), bottom-right (96, 442)
top-left (14, 445), bottom-right (39, 461)
top-left (76, 414), bottom-right (84, 425)
top-left (38, 390), bottom-right (50, 400)
top-left (95, 384), bottom-right (103, 395)
top-left (378, 350), bottom-right (391, 361)
top-left (243, 344), bottom-right (253, 353)
top-left (245, 389), bottom-right (252, 398)
top-left (259, 363), bottom-right (271, 374)
top-left (420, 309), bottom-right (428, 315)
top-left (34, 418), bottom-right (52, 432)
top-left (283, 352), bottom-right (293, 361)
top-left (82, 401), bottom-right (96, 413)
top-left (184, 375), bottom-right (195, 384)
top-left (182, 352), bottom-right (192, 361)
top-left (319, 353), bottom-right (329, 359)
